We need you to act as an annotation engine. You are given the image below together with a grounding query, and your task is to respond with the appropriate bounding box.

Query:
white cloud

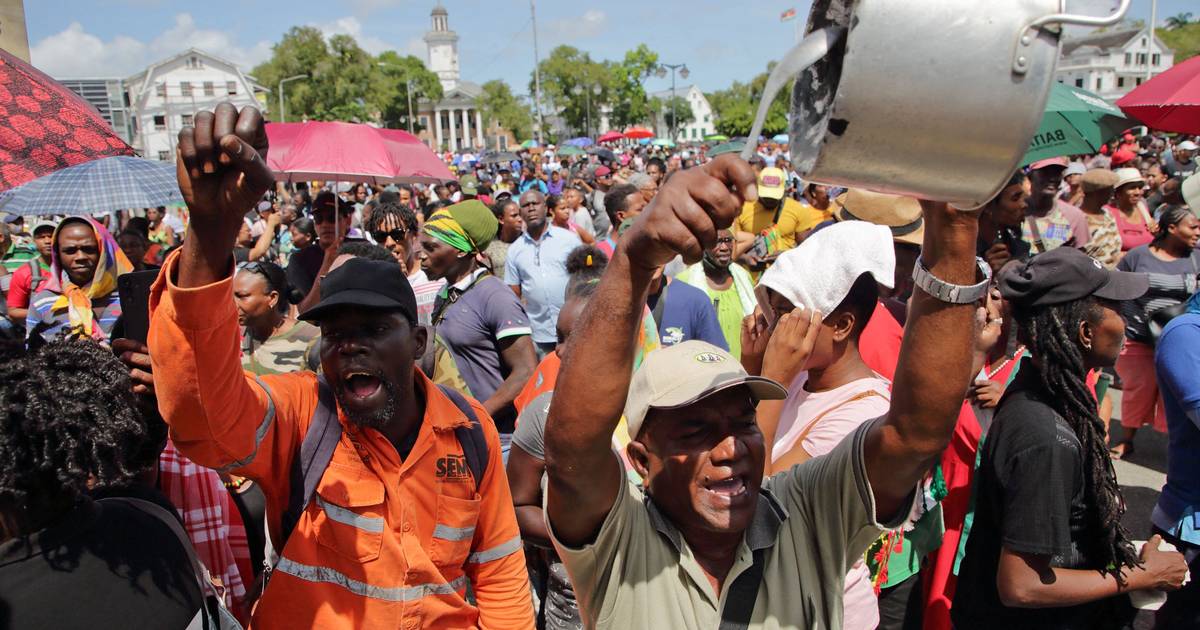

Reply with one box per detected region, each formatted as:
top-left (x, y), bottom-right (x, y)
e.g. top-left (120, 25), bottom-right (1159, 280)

top-left (545, 9), bottom-right (609, 41)
top-left (30, 14), bottom-right (273, 78)
top-left (315, 16), bottom-right (394, 56)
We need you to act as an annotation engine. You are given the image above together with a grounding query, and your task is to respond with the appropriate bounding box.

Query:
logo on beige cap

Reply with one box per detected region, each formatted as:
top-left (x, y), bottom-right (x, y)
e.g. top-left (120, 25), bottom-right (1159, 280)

top-left (694, 352), bottom-right (725, 364)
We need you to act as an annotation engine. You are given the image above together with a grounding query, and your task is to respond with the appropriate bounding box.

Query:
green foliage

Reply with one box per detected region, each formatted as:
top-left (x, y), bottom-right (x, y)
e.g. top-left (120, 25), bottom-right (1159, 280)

top-left (1164, 13), bottom-right (1193, 30)
top-left (250, 27), bottom-right (442, 125)
top-left (607, 44), bottom-right (660, 129)
top-left (708, 62), bottom-right (789, 137)
top-left (1158, 24), bottom-right (1200, 61)
top-left (477, 80), bottom-right (532, 142)
top-left (530, 45), bottom-right (612, 135)
top-left (653, 95), bottom-right (694, 132)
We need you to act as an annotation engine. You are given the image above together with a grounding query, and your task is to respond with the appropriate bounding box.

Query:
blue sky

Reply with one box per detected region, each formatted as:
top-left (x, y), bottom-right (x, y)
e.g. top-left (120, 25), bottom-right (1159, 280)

top-left (26, 0), bottom-right (1194, 95)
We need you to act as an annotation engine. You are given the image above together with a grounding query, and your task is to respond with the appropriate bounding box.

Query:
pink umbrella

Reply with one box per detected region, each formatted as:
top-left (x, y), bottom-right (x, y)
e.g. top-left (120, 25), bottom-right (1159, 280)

top-left (266, 121), bottom-right (453, 185)
top-left (597, 130), bottom-right (624, 143)
top-left (263, 122), bottom-right (305, 172)
top-left (1117, 56), bottom-right (1200, 135)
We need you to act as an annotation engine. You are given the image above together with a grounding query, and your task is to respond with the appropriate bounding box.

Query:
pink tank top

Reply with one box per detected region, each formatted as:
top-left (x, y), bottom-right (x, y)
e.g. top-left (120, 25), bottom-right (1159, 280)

top-left (1106, 204), bottom-right (1153, 252)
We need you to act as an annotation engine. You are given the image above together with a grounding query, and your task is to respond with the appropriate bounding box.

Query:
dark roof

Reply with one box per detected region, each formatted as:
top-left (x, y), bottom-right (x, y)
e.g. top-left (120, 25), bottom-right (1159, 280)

top-left (1062, 27), bottom-right (1142, 57)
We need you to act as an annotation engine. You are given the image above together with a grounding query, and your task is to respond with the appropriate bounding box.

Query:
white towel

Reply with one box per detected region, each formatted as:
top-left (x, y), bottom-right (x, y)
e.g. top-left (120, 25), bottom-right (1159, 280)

top-left (759, 221), bottom-right (896, 314)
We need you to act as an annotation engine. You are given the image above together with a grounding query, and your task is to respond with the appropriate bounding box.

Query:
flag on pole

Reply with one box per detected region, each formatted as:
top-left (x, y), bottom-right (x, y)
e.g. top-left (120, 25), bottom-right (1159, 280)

top-left (780, 7), bottom-right (797, 21)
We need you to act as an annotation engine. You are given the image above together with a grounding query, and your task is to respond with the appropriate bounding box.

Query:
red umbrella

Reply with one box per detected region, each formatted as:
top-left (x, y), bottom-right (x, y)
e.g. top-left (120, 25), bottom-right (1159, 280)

top-left (1117, 56), bottom-right (1200, 135)
top-left (597, 130), bottom-right (624, 143)
top-left (623, 126), bottom-right (654, 140)
top-left (266, 121), bottom-right (453, 185)
top-left (0, 48), bottom-right (134, 193)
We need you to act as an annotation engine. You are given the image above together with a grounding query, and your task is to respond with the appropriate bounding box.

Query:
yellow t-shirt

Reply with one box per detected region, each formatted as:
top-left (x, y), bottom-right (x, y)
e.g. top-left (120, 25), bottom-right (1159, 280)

top-left (735, 198), bottom-right (834, 252)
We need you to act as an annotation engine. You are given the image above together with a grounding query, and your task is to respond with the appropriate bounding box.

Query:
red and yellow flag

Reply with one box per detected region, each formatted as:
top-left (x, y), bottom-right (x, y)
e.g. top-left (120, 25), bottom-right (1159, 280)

top-left (780, 7), bottom-right (797, 21)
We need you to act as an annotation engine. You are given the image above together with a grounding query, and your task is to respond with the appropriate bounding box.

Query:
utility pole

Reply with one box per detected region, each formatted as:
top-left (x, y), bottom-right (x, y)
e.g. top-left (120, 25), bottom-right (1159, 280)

top-left (1146, 0), bottom-right (1157, 82)
top-left (406, 78), bottom-right (415, 133)
top-left (531, 0), bottom-right (544, 143)
top-left (656, 63), bottom-right (689, 141)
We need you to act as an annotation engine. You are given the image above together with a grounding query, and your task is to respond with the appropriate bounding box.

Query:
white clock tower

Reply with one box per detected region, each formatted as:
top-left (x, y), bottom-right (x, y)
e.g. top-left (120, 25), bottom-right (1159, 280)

top-left (424, 3), bottom-right (459, 92)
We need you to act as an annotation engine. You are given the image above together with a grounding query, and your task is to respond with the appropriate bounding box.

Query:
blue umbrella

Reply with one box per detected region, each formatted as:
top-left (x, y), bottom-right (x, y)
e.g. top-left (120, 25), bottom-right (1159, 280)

top-left (0, 156), bottom-right (182, 216)
top-left (564, 137), bottom-right (593, 147)
top-left (772, 133), bottom-right (789, 143)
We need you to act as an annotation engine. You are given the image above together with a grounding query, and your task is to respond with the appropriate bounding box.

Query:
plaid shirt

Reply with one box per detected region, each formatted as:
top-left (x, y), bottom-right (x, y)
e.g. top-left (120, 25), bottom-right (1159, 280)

top-left (158, 440), bottom-right (251, 615)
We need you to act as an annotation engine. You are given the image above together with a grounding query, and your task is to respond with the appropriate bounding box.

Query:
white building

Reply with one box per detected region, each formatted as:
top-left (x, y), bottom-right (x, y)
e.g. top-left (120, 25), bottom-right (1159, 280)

top-left (414, 4), bottom-right (513, 151)
top-left (649, 85), bottom-right (715, 143)
top-left (125, 48), bottom-right (267, 161)
top-left (1056, 27), bottom-right (1175, 102)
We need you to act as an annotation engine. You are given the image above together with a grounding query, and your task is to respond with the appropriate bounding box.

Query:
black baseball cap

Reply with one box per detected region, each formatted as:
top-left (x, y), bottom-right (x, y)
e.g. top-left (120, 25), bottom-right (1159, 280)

top-left (999, 247), bottom-right (1148, 307)
top-left (298, 257), bottom-right (418, 324)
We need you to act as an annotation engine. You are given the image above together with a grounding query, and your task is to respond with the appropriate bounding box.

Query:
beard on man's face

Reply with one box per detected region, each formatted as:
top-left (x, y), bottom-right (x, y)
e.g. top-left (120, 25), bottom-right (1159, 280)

top-left (333, 374), bottom-right (400, 430)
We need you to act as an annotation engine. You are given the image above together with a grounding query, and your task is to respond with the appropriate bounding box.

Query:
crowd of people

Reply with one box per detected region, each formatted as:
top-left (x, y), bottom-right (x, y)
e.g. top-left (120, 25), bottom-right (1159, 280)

top-left (1, 99), bottom-right (1199, 630)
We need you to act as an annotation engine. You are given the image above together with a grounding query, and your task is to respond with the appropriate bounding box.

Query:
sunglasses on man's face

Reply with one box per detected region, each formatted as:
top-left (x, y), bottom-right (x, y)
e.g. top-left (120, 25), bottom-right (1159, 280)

top-left (371, 228), bottom-right (407, 243)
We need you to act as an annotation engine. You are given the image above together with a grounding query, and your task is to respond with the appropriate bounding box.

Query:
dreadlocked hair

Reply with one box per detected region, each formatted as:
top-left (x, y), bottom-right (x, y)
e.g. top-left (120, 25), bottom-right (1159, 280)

top-left (0, 337), bottom-right (151, 524)
top-left (1013, 296), bottom-right (1138, 577)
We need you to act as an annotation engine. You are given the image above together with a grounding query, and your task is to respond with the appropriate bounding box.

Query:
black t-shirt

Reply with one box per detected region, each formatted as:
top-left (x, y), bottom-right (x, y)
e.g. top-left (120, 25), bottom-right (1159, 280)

top-left (286, 244), bottom-right (324, 298)
top-left (0, 496), bottom-right (203, 629)
top-left (954, 360), bottom-right (1132, 629)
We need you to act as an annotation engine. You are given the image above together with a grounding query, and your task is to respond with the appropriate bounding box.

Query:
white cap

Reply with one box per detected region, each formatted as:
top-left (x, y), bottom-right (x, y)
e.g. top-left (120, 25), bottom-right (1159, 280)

top-left (1178, 140), bottom-right (1199, 152)
top-left (624, 341), bottom-right (786, 441)
top-left (1065, 162), bottom-right (1087, 177)
top-left (760, 221), bottom-right (896, 315)
top-left (1113, 167), bottom-right (1145, 190)
top-left (1183, 172), bottom-right (1200, 212)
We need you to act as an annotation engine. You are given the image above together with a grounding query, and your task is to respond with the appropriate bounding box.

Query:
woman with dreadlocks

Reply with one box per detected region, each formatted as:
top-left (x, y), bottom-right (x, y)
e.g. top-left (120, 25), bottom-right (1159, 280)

top-left (0, 338), bottom-right (204, 628)
top-left (953, 247), bottom-right (1187, 629)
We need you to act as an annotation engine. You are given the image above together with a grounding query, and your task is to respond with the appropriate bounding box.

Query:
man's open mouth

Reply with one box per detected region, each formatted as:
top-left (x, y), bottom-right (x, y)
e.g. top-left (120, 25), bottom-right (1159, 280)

top-left (343, 371), bottom-right (384, 401)
top-left (702, 475), bottom-right (748, 503)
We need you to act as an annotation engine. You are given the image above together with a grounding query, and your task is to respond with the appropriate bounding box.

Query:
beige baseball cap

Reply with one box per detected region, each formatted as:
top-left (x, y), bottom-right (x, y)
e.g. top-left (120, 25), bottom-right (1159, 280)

top-left (624, 340), bottom-right (788, 441)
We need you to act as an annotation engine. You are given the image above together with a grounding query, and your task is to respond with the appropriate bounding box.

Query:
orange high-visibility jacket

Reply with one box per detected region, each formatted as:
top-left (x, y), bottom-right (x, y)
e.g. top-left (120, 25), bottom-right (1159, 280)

top-left (148, 252), bottom-right (534, 629)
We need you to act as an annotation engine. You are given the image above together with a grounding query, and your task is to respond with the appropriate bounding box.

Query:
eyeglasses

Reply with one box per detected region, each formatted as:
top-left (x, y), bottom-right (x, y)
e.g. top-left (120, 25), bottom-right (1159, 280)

top-left (371, 228), bottom-right (407, 243)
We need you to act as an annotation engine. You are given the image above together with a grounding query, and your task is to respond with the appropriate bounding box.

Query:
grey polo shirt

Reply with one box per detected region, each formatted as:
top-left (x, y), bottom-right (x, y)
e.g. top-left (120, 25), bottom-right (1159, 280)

top-left (548, 419), bottom-right (911, 629)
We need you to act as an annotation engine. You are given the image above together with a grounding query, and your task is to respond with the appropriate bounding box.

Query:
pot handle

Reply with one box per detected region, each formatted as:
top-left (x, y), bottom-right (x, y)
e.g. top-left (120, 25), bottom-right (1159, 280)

top-left (1013, 0), bottom-right (1131, 74)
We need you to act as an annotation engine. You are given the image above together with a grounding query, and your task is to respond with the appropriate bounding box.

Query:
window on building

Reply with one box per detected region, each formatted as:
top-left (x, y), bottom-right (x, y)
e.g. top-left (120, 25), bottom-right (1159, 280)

top-left (186, 56), bottom-right (202, 69)
top-left (1153, 54), bottom-right (1161, 66)
top-left (153, 115), bottom-right (166, 130)
top-left (1125, 53), bottom-right (1132, 65)
top-left (499, 135), bottom-right (508, 150)
top-left (158, 151), bottom-right (171, 161)
top-left (1118, 77), bottom-right (1126, 88)
top-left (1095, 77), bottom-right (1102, 91)
top-left (226, 81), bottom-right (237, 95)
top-left (181, 113), bottom-right (194, 127)
top-left (203, 81), bottom-right (214, 96)
top-left (1136, 77), bottom-right (1143, 86)
top-left (1137, 53), bottom-right (1147, 65)
top-left (156, 82), bottom-right (166, 97)
top-left (420, 116), bottom-right (429, 128)
top-left (181, 82), bottom-right (193, 97)
top-left (1075, 78), bottom-right (1084, 88)
top-left (704, 114), bottom-right (710, 123)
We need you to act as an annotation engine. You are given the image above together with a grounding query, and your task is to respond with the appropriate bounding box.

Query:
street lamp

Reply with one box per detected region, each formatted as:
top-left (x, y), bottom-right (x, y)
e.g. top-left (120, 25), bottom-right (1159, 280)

top-left (278, 74), bottom-right (308, 123)
top-left (656, 63), bottom-right (689, 141)
top-left (377, 62), bottom-right (417, 133)
top-left (571, 84), bottom-right (602, 137)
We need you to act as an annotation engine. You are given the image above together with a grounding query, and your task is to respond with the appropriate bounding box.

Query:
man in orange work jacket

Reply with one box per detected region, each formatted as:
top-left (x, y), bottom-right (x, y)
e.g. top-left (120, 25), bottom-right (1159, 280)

top-left (144, 103), bottom-right (534, 628)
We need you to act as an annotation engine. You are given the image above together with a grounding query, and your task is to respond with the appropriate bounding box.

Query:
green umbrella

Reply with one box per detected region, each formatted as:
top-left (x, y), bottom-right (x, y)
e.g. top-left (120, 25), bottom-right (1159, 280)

top-left (651, 138), bottom-right (675, 148)
top-left (704, 134), bottom-right (729, 142)
top-left (1020, 83), bottom-right (1134, 166)
top-left (520, 139), bottom-right (539, 149)
top-left (556, 145), bottom-right (585, 157)
top-left (708, 140), bottom-right (746, 157)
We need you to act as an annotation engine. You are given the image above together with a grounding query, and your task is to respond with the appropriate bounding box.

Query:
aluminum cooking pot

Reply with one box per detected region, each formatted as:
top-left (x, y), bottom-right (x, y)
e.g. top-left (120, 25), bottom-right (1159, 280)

top-left (789, 0), bottom-right (1130, 208)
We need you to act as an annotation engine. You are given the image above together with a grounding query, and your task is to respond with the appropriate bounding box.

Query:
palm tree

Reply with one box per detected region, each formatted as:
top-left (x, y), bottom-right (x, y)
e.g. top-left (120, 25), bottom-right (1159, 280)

top-left (1165, 12), bottom-right (1193, 30)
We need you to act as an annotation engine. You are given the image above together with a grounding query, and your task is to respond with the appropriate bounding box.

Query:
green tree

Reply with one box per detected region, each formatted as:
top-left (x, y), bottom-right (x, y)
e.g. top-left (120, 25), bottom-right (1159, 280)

top-left (531, 45), bottom-right (610, 135)
top-left (477, 79), bottom-right (532, 142)
top-left (652, 95), bottom-right (695, 133)
top-left (1165, 13), bottom-right (1193, 30)
top-left (251, 26), bottom-right (330, 121)
top-left (607, 44), bottom-right (660, 129)
top-left (374, 51), bottom-right (443, 132)
top-left (1158, 23), bottom-right (1200, 61)
top-left (708, 62), bottom-right (790, 137)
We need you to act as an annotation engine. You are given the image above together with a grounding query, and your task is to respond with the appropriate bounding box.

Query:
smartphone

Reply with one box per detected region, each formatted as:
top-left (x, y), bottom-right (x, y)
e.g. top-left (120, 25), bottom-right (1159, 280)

top-left (754, 284), bottom-right (777, 329)
top-left (117, 270), bottom-right (160, 344)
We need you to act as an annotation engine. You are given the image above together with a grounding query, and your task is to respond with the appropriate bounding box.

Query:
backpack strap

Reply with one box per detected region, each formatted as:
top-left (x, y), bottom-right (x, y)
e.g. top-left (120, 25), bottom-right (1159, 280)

top-left (279, 375), bottom-right (342, 548)
top-left (438, 384), bottom-right (490, 492)
top-left (718, 547), bottom-right (766, 630)
top-left (27, 259), bottom-right (43, 288)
